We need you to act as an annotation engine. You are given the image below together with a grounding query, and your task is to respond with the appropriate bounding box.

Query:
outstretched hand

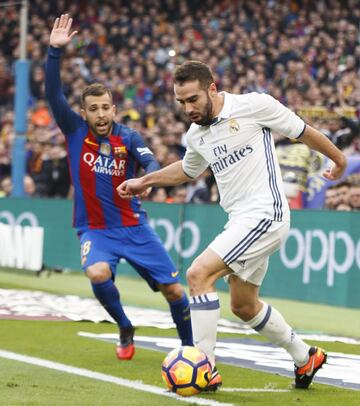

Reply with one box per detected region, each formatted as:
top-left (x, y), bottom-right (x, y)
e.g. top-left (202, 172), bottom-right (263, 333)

top-left (117, 179), bottom-right (149, 200)
top-left (50, 14), bottom-right (78, 48)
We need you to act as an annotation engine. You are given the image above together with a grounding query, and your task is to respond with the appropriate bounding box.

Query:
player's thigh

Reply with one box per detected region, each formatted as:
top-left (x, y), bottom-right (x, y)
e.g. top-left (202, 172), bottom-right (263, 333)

top-left (123, 224), bottom-right (179, 289)
top-left (79, 230), bottom-right (118, 275)
top-left (210, 218), bottom-right (289, 285)
top-left (188, 247), bottom-right (232, 282)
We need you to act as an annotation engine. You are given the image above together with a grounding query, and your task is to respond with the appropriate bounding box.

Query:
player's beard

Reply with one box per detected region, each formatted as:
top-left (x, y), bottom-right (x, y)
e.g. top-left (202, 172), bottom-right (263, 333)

top-left (190, 95), bottom-right (214, 126)
top-left (89, 120), bottom-right (113, 138)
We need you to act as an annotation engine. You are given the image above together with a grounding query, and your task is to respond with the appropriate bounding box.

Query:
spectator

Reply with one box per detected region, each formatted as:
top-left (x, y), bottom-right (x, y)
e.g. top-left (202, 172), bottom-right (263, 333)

top-left (1, 0), bottom-right (360, 202)
top-left (168, 185), bottom-right (188, 204)
top-left (120, 98), bottom-right (141, 124)
top-left (0, 176), bottom-right (12, 197)
top-left (0, 174), bottom-right (37, 197)
top-left (188, 170), bottom-right (218, 204)
top-left (324, 185), bottom-right (339, 209)
top-left (23, 174), bottom-right (37, 196)
top-left (0, 142), bottom-right (11, 179)
top-left (335, 181), bottom-right (351, 207)
top-left (349, 184), bottom-right (360, 210)
top-left (39, 145), bottom-right (71, 198)
top-left (321, 116), bottom-right (358, 150)
top-left (31, 100), bottom-right (52, 127)
top-left (149, 187), bottom-right (168, 203)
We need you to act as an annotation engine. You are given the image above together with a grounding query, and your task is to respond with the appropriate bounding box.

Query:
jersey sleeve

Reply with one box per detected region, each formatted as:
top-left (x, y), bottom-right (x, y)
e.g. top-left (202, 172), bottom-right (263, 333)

top-left (249, 93), bottom-right (306, 139)
top-left (182, 143), bottom-right (209, 179)
top-left (129, 130), bottom-right (160, 173)
top-left (45, 46), bottom-right (83, 135)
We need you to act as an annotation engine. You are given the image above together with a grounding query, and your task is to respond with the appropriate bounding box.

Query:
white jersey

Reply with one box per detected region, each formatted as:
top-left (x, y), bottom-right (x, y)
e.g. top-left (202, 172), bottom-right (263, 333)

top-left (182, 92), bottom-right (306, 222)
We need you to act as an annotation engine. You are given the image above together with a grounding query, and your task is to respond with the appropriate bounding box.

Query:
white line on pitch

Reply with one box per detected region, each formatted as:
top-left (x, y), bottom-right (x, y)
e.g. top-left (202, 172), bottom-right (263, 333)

top-left (221, 388), bottom-right (290, 392)
top-left (0, 349), bottom-right (232, 406)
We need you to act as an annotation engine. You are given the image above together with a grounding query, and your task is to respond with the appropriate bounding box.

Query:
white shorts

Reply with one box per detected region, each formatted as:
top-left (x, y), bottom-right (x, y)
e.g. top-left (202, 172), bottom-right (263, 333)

top-left (209, 217), bottom-right (290, 286)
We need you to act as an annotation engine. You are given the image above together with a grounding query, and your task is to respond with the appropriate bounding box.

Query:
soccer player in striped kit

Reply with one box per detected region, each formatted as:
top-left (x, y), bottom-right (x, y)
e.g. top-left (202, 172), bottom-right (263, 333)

top-left (45, 14), bottom-right (192, 360)
top-left (118, 61), bottom-right (347, 389)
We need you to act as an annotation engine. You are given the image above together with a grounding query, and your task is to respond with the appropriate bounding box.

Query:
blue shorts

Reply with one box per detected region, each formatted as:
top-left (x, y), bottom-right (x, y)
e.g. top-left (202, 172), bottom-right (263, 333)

top-left (79, 224), bottom-right (180, 291)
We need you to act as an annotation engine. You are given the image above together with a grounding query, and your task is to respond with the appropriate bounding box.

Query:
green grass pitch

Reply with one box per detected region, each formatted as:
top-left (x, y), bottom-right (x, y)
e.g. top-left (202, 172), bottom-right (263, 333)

top-left (0, 268), bottom-right (360, 405)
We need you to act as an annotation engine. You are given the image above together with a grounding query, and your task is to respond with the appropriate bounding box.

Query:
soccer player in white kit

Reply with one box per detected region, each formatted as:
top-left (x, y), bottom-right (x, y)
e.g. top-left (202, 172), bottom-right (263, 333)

top-left (118, 61), bottom-right (347, 390)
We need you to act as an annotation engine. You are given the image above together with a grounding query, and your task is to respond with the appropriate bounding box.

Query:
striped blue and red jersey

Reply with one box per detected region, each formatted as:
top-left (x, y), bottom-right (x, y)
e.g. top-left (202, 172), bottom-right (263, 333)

top-left (45, 46), bottom-right (160, 232)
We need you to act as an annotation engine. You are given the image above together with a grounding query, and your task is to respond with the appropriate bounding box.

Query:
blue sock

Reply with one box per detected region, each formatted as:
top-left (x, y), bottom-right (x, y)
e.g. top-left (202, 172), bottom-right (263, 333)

top-left (91, 279), bottom-right (132, 329)
top-left (169, 294), bottom-right (193, 346)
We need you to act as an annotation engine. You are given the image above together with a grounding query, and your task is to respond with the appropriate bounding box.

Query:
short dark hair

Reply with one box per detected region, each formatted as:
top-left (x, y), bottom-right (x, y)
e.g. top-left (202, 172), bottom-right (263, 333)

top-left (174, 60), bottom-right (215, 90)
top-left (81, 83), bottom-right (113, 107)
top-left (336, 181), bottom-right (351, 189)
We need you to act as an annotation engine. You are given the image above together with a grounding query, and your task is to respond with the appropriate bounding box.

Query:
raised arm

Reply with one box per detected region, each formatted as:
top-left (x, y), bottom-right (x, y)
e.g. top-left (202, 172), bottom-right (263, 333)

top-left (298, 125), bottom-right (347, 180)
top-left (45, 14), bottom-right (81, 134)
top-left (49, 14), bottom-right (78, 48)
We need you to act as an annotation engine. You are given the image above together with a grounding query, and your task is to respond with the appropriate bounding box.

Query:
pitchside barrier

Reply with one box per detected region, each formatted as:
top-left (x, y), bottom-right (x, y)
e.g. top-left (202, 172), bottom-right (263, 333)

top-left (0, 198), bottom-right (359, 308)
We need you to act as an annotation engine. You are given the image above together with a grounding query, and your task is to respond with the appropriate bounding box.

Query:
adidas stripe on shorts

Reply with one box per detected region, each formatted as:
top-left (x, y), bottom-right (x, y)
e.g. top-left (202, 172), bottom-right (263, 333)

top-left (209, 217), bottom-right (290, 286)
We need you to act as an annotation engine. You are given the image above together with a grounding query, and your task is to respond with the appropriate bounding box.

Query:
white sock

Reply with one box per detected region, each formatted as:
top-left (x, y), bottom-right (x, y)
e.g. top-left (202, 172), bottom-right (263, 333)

top-left (247, 302), bottom-right (310, 366)
top-left (189, 292), bottom-right (220, 368)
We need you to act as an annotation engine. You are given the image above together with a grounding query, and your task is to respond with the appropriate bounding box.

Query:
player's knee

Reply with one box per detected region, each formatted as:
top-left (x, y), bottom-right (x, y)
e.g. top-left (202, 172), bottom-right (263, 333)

top-left (160, 283), bottom-right (184, 301)
top-left (86, 263), bottom-right (112, 283)
top-left (231, 302), bottom-right (256, 321)
top-left (186, 264), bottom-right (203, 287)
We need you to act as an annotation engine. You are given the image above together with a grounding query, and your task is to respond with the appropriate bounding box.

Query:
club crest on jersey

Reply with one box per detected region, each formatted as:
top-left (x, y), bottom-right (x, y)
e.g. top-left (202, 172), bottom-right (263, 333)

top-left (229, 119), bottom-right (240, 133)
top-left (100, 143), bottom-right (111, 156)
top-left (114, 145), bottom-right (127, 158)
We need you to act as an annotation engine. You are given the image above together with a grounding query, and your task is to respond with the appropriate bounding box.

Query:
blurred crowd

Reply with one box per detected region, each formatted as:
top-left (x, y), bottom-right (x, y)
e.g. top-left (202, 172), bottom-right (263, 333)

top-left (324, 181), bottom-right (360, 211)
top-left (1, 0), bottom-right (360, 210)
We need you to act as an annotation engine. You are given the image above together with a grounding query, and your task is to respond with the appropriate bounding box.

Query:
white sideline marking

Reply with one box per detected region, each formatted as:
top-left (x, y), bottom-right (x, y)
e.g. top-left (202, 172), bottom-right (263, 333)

top-left (221, 388), bottom-right (290, 392)
top-left (0, 349), bottom-right (232, 406)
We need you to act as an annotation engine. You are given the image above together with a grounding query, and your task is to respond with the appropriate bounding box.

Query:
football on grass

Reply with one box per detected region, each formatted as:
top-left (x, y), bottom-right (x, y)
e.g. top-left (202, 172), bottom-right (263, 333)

top-left (161, 346), bottom-right (212, 396)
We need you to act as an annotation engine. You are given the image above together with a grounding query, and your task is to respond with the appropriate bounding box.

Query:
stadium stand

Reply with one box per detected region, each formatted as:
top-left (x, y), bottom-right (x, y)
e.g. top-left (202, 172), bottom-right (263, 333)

top-left (1, 0), bottom-right (359, 208)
